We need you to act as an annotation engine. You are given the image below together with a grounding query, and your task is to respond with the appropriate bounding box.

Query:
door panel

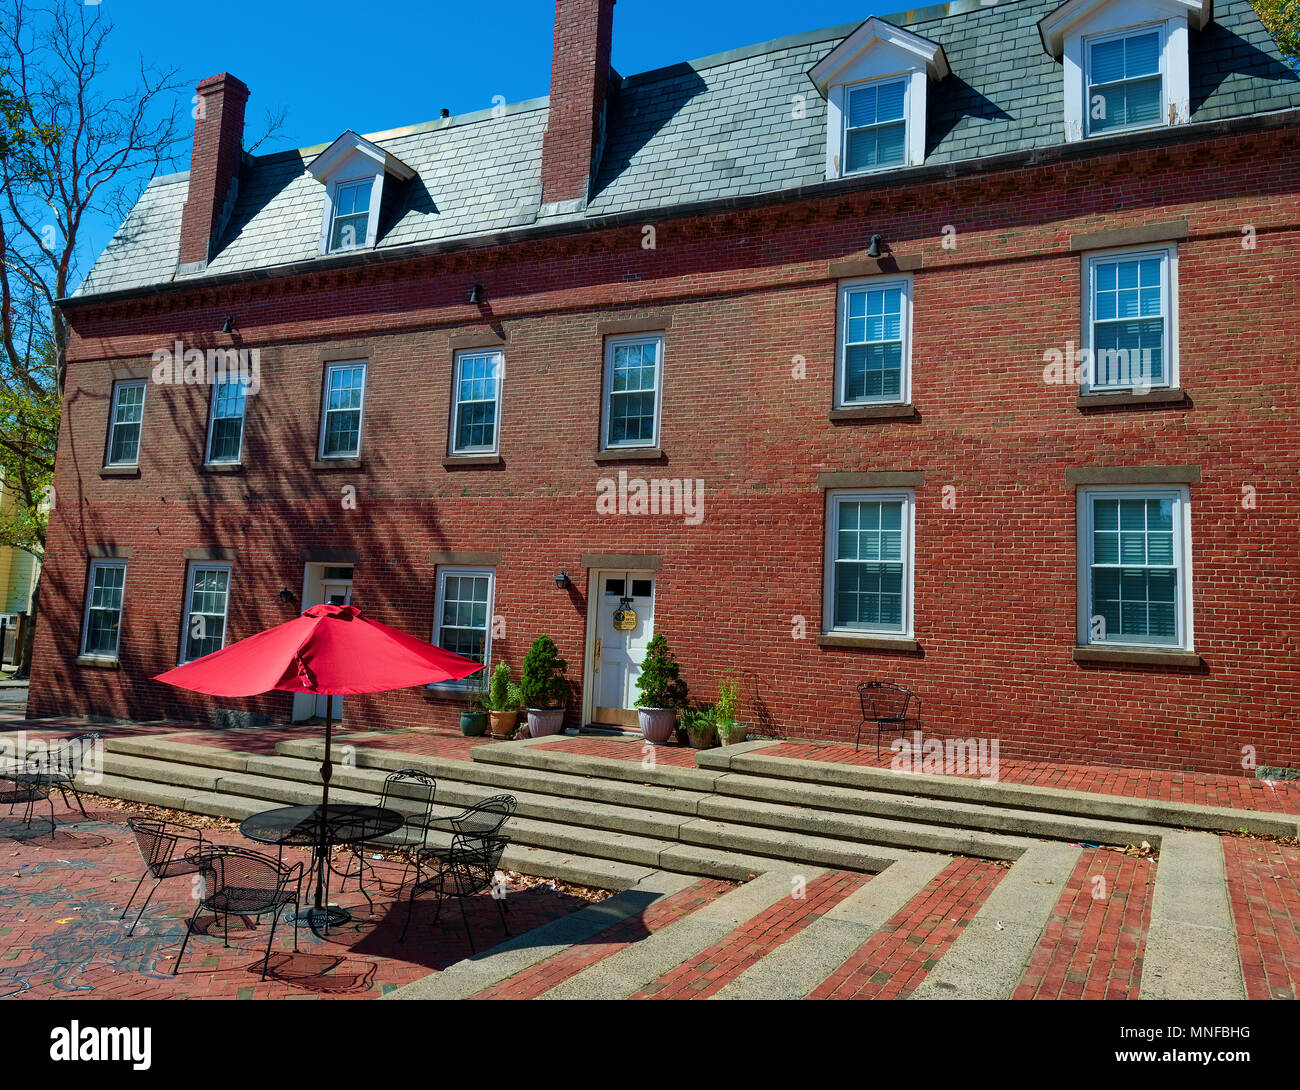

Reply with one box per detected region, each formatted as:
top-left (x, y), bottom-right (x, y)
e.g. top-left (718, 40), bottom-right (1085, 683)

top-left (592, 570), bottom-right (655, 726)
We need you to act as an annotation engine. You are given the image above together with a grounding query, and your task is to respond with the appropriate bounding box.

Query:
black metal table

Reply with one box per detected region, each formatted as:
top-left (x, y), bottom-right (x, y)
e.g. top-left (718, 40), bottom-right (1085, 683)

top-left (240, 804), bottom-right (403, 930)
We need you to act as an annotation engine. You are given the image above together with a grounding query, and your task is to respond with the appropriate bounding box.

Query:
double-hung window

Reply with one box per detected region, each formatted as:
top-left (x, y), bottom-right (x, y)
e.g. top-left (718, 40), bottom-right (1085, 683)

top-left (450, 349), bottom-right (503, 455)
top-left (824, 491), bottom-right (913, 636)
top-left (206, 375), bottom-right (251, 464)
top-left (1079, 487), bottom-right (1190, 649)
top-left (602, 335), bottom-right (663, 449)
top-left (1085, 27), bottom-right (1163, 136)
top-left (1083, 246), bottom-right (1174, 393)
top-left (837, 278), bottom-right (911, 406)
top-left (433, 567), bottom-right (494, 682)
top-left (81, 560), bottom-right (127, 660)
top-left (106, 380), bottom-right (146, 467)
top-left (319, 362), bottom-right (367, 459)
top-left (329, 179), bottom-right (372, 251)
top-left (843, 78), bottom-right (907, 173)
top-left (181, 562), bottom-right (232, 662)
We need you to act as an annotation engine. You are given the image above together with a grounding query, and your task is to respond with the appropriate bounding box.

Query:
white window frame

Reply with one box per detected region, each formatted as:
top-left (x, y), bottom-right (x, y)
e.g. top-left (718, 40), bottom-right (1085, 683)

top-left (1083, 22), bottom-right (1167, 139)
top-left (105, 379), bottom-right (147, 467)
top-left (1076, 484), bottom-right (1193, 651)
top-left (836, 275), bottom-right (914, 408)
top-left (822, 489), bottom-right (915, 638)
top-left (179, 561), bottom-right (233, 664)
top-left (430, 566), bottom-right (496, 690)
top-left (1080, 243), bottom-right (1178, 395)
top-left (449, 348), bottom-right (505, 456)
top-left (601, 333), bottom-right (665, 450)
top-left (326, 176), bottom-right (377, 253)
top-left (318, 361), bottom-right (368, 460)
top-left (840, 75), bottom-right (911, 177)
top-left (80, 558), bottom-right (127, 661)
top-left (205, 375), bottom-right (250, 465)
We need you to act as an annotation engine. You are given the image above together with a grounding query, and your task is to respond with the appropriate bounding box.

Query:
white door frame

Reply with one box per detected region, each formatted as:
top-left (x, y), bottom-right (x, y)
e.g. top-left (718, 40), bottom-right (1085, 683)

top-left (582, 568), bottom-right (656, 727)
top-left (292, 563), bottom-right (353, 722)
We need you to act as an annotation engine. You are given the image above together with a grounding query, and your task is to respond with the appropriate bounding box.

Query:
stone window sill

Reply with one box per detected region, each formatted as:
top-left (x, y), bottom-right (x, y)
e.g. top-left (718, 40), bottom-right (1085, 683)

top-left (311, 457), bottom-right (362, 470)
top-left (201, 462), bottom-right (243, 474)
top-left (817, 633), bottom-right (920, 652)
top-left (829, 403), bottom-right (916, 423)
top-left (594, 446), bottom-right (665, 465)
top-left (75, 655), bottom-right (119, 669)
top-left (99, 465), bottom-right (140, 478)
top-left (442, 453), bottom-right (503, 469)
top-left (1072, 645), bottom-right (1203, 669)
top-left (1076, 388), bottom-right (1187, 410)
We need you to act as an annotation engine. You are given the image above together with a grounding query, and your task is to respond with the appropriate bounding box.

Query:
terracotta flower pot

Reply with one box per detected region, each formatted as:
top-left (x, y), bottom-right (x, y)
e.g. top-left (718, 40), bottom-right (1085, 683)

top-left (489, 710), bottom-right (519, 739)
top-left (526, 707), bottom-right (566, 737)
top-left (638, 708), bottom-right (677, 745)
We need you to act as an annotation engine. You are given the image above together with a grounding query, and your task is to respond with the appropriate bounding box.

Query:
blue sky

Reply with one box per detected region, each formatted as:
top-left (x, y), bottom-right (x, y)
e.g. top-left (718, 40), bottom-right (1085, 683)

top-left (73, 0), bottom-right (877, 274)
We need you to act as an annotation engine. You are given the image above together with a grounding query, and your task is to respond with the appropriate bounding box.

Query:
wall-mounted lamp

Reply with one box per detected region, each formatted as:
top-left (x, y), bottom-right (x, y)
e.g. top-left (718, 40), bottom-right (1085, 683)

top-left (554, 571), bottom-right (570, 590)
top-left (221, 315), bottom-right (236, 334)
top-left (277, 587), bottom-right (297, 606)
top-left (469, 283), bottom-right (483, 304)
top-left (866, 234), bottom-right (883, 259)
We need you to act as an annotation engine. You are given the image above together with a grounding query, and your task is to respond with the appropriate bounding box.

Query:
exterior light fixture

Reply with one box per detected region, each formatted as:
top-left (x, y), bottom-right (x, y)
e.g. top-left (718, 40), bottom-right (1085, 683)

top-left (554, 571), bottom-right (570, 590)
top-left (277, 587), bottom-right (296, 606)
top-left (866, 235), bottom-right (883, 258)
top-left (221, 315), bottom-right (235, 333)
top-left (469, 283), bottom-right (483, 304)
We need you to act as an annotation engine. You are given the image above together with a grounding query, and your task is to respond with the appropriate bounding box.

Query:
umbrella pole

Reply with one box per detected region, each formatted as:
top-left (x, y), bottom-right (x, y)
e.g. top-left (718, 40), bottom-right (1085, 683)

top-left (316, 699), bottom-right (333, 911)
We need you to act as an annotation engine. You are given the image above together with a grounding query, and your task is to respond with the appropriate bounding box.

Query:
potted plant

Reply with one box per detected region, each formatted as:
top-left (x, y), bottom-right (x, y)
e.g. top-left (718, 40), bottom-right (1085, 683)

top-left (481, 660), bottom-right (524, 739)
top-left (521, 635), bottom-right (570, 737)
top-left (715, 673), bottom-right (747, 745)
top-left (681, 701), bottom-right (717, 750)
top-left (458, 668), bottom-right (489, 736)
top-left (634, 633), bottom-right (688, 745)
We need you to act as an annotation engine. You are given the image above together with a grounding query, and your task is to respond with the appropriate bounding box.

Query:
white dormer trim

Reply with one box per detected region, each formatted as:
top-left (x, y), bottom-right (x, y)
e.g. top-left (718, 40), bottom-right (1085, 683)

top-left (307, 130), bottom-right (416, 255)
top-left (1038, 0), bottom-right (1213, 141)
top-left (809, 18), bottom-right (949, 180)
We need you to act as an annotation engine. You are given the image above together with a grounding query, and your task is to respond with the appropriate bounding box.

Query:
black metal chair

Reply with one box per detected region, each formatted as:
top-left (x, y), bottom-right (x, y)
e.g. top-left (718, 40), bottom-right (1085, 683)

top-left (0, 773), bottom-right (54, 829)
top-left (121, 819), bottom-right (210, 936)
top-left (428, 793), bottom-right (517, 839)
top-left (173, 846), bottom-right (304, 981)
top-left (400, 833), bottom-right (509, 950)
top-left (856, 681), bottom-right (921, 756)
top-left (341, 768), bottom-right (438, 908)
top-left (21, 732), bottom-right (100, 819)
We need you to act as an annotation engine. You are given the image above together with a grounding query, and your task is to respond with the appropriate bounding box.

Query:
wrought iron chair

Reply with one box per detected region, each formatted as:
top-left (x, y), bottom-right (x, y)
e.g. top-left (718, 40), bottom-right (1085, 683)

top-left (0, 773), bottom-right (54, 829)
top-left (428, 793), bottom-right (517, 839)
top-left (400, 833), bottom-right (510, 951)
top-left (341, 768), bottom-right (438, 908)
top-left (856, 681), bottom-right (921, 756)
top-left (121, 819), bottom-right (210, 936)
top-left (21, 731), bottom-right (100, 818)
top-left (173, 846), bottom-right (304, 981)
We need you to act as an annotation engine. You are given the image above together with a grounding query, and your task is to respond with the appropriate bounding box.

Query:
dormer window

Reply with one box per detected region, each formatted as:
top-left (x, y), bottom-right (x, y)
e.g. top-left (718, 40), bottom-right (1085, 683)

top-left (1038, 0), bottom-right (1211, 142)
top-left (329, 179), bottom-right (373, 251)
top-left (809, 18), bottom-right (948, 180)
top-left (307, 130), bottom-right (415, 256)
top-left (1085, 27), bottom-right (1163, 135)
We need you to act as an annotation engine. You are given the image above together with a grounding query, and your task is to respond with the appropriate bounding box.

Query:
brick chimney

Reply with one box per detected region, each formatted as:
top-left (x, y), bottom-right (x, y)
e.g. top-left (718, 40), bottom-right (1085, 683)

top-left (540, 0), bottom-right (615, 213)
top-left (177, 73), bottom-right (249, 274)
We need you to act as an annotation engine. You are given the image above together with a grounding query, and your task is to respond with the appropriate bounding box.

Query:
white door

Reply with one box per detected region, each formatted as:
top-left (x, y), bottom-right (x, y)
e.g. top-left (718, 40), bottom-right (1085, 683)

top-left (314, 580), bottom-right (352, 719)
top-left (591, 571), bottom-right (656, 727)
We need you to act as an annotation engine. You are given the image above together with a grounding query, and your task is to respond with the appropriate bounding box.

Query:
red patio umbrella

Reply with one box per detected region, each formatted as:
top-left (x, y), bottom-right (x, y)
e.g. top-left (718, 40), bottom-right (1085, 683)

top-left (154, 603), bottom-right (483, 919)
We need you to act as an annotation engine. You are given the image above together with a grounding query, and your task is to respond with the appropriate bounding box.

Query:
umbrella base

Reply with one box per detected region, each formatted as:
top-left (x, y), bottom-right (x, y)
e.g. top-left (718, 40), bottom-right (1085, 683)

top-left (302, 903), bottom-right (352, 933)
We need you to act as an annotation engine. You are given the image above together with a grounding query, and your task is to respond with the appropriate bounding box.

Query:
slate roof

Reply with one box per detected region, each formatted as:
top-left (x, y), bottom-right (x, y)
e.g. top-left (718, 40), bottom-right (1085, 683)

top-left (73, 0), bottom-right (1300, 299)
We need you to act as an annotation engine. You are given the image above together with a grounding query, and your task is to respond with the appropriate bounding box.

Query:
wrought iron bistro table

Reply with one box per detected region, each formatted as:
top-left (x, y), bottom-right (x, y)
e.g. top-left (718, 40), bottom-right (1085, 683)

top-left (240, 804), bottom-right (403, 931)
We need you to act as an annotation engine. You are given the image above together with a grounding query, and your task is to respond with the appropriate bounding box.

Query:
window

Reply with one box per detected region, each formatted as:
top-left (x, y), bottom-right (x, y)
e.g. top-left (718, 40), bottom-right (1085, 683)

top-left (837, 277), bottom-right (911, 406)
top-left (602, 335), bottom-right (663, 449)
top-left (1083, 246), bottom-right (1175, 393)
top-left (1085, 28), bottom-right (1162, 136)
top-left (1079, 487), bottom-right (1190, 649)
top-left (824, 491), bottom-right (913, 636)
top-left (206, 375), bottom-right (251, 464)
top-left (81, 560), bottom-right (126, 659)
top-left (844, 79), bottom-right (907, 173)
top-left (329, 179), bottom-right (372, 251)
top-left (181, 563), bottom-right (231, 662)
top-left (319, 362), bottom-right (367, 459)
top-left (106, 380), bottom-right (146, 466)
top-left (450, 349), bottom-right (503, 455)
top-left (433, 567), bottom-right (494, 682)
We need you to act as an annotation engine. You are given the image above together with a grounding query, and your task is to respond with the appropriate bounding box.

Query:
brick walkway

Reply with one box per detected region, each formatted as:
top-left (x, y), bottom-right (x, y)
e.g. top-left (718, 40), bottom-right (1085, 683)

top-left (0, 800), bottom-right (596, 999)
top-left (1013, 848), bottom-right (1155, 1000)
top-left (1223, 837), bottom-right (1300, 1001)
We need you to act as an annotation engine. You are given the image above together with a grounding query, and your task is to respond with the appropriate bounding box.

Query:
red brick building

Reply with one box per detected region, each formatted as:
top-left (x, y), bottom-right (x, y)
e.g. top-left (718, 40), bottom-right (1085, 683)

top-left (29, 0), bottom-right (1300, 774)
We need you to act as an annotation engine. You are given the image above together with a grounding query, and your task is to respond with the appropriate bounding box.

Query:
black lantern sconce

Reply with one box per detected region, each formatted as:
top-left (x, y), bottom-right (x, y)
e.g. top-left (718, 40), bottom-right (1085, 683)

top-left (277, 587), bottom-right (297, 606)
top-left (866, 234), bottom-right (883, 258)
top-left (554, 571), bottom-right (570, 590)
top-left (221, 315), bottom-right (236, 334)
top-left (469, 283), bottom-right (483, 304)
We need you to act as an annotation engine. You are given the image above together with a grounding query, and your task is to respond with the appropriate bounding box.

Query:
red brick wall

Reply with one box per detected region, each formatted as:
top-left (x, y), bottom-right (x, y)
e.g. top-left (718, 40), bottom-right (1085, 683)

top-left (540, 0), bottom-right (614, 205)
top-left (29, 124), bottom-right (1300, 776)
